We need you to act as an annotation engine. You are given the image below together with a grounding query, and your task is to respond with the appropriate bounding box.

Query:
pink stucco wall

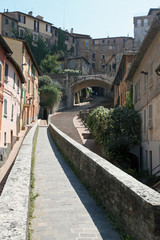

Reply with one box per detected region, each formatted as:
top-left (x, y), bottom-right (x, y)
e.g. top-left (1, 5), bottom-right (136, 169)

top-left (0, 59), bottom-right (22, 148)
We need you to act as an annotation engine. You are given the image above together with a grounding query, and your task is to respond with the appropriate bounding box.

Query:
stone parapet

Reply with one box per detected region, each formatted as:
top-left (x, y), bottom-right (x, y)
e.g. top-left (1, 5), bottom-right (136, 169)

top-left (49, 123), bottom-right (160, 240)
top-left (0, 121), bottom-right (39, 240)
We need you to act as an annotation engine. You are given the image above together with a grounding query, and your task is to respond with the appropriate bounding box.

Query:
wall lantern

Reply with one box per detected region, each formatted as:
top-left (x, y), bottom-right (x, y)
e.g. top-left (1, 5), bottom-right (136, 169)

top-left (155, 65), bottom-right (160, 76)
top-left (140, 71), bottom-right (148, 75)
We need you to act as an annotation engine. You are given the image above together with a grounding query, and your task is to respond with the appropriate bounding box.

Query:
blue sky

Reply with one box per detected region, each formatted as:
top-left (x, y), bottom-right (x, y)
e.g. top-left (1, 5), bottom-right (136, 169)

top-left (1, 0), bottom-right (160, 38)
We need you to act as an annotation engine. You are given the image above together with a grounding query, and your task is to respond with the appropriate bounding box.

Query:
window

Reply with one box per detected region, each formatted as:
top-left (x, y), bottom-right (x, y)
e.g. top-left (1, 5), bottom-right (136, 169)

top-left (148, 104), bottom-right (153, 129)
top-left (144, 19), bottom-right (148, 27)
top-left (11, 104), bottom-right (14, 121)
top-left (55, 30), bottom-right (58, 36)
top-left (5, 63), bottom-right (9, 81)
top-left (109, 46), bottom-right (112, 50)
top-left (17, 79), bottom-right (19, 93)
top-left (85, 41), bottom-right (89, 47)
top-left (92, 53), bottom-right (95, 58)
top-left (113, 39), bottom-right (116, 44)
top-left (34, 20), bottom-right (39, 32)
top-left (66, 34), bottom-right (69, 40)
top-left (21, 87), bottom-right (23, 98)
top-left (149, 61), bottom-right (153, 86)
top-left (144, 109), bottom-right (146, 131)
top-left (13, 72), bottom-right (16, 89)
top-left (101, 54), bottom-right (105, 59)
top-left (93, 40), bottom-right (95, 44)
top-left (0, 62), bottom-right (2, 82)
top-left (19, 14), bottom-right (26, 24)
top-left (134, 82), bottom-right (138, 104)
top-left (19, 28), bottom-right (24, 38)
top-left (5, 18), bottom-right (8, 24)
top-left (5, 32), bottom-right (8, 37)
top-left (92, 62), bottom-right (95, 68)
top-left (102, 39), bottom-right (105, 43)
top-left (46, 24), bottom-right (51, 33)
top-left (102, 64), bottom-right (105, 69)
top-left (4, 99), bottom-right (7, 117)
top-left (123, 38), bottom-right (126, 43)
top-left (137, 19), bottom-right (141, 27)
top-left (11, 21), bottom-right (15, 28)
top-left (33, 33), bottom-right (38, 42)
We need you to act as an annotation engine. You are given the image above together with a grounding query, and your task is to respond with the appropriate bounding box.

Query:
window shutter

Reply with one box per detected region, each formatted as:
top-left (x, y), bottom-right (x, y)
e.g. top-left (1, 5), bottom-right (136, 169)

top-left (34, 20), bottom-right (36, 31)
top-left (37, 21), bottom-right (39, 32)
top-left (144, 109), bottom-right (146, 131)
top-left (11, 105), bottom-right (14, 121)
top-left (148, 104), bottom-right (153, 129)
top-left (5, 63), bottom-right (8, 81)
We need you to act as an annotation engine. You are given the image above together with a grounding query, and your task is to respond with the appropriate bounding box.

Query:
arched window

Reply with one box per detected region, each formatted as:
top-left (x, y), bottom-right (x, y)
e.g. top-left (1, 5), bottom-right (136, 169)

top-left (137, 19), bottom-right (141, 27)
top-left (144, 18), bottom-right (148, 27)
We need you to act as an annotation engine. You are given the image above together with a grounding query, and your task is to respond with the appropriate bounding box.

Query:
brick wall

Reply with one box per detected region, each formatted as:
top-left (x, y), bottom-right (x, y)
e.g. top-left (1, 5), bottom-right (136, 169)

top-left (49, 123), bottom-right (160, 240)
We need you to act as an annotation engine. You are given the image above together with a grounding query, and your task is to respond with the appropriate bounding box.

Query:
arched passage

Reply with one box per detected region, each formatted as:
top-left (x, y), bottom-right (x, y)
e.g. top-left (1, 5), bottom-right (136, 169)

top-left (66, 77), bottom-right (113, 108)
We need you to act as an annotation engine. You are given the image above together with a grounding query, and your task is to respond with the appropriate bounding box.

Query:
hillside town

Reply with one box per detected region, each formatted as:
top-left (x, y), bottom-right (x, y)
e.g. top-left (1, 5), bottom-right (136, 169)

top-left (0, 6), bottom-right (160, 240)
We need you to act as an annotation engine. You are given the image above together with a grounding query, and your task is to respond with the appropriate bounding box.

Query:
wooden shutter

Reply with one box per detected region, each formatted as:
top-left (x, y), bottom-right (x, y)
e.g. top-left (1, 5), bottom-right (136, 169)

top-left (148, 104), bottom-right (153, 128)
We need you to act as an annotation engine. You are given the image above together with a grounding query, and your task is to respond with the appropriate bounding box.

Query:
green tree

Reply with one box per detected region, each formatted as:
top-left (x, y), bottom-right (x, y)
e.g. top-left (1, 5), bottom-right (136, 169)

top-left (38, 75), bottom-right (53, 88)
top-left (39, 85), bottom-right (61, 110)
top-left (39, 54), bottom-right (62, 73)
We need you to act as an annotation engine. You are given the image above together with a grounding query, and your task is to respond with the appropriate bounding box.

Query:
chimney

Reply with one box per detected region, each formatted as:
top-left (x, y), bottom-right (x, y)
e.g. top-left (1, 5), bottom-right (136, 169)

top-left (36, 15), bottom-right (43, 20)
top-left (70, 28), bottom-right (73, 34)
top-left (28, 11), bottom-right (33, 16)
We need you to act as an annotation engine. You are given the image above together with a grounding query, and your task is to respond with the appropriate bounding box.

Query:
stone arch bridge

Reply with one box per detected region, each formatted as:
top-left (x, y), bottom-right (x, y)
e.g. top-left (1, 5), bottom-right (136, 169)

top-left (48, 73), bottom-right (115, 108)
top-left (65, 74), bottom-right (115, 108)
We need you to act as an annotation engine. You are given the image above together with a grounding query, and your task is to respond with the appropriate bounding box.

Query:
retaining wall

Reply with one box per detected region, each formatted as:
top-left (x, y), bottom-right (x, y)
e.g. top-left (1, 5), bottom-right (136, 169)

top-left (49, 123), bottom-right (160, 240)
top-left (0, 122), bottom-right (39, 240)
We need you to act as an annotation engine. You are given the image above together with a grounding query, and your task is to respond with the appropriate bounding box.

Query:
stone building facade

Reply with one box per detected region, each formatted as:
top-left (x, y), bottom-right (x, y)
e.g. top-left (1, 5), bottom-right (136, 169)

top-left (126, 13), bottom-right (160, 175)
top-left (134, 8), bottom-right (160, 48)
top-left (91, 37), bottom-right (134, 74)
top-left (113, 51), bottom-right (136, 107)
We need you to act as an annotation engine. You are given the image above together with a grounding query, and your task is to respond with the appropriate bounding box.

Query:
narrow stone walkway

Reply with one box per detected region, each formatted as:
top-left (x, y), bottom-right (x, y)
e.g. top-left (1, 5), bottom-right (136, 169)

top-left (31, 127), bottom-right (121, 240)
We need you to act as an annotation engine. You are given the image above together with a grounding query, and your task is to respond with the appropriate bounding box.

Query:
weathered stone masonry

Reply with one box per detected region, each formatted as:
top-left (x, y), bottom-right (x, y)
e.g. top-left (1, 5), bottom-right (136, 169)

top-left (0, 122), bottom-right (39, 240)
top-left (49, 123), bottom-right (160, 240)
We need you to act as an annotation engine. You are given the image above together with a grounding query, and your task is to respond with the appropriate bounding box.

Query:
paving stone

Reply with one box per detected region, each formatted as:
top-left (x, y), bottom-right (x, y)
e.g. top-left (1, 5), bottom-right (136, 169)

top-left (31, 128), bottom-right (121, 240)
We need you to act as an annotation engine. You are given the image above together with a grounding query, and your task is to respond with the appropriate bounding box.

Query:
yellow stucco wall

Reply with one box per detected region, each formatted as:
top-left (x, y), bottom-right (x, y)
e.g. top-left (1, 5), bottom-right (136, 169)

top-left (18, 15), bottom-right (52, 36)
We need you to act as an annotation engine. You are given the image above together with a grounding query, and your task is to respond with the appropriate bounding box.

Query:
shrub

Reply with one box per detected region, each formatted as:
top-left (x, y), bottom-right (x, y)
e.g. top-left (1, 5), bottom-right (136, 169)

top-left (87, 106), bottom-right (141, 165)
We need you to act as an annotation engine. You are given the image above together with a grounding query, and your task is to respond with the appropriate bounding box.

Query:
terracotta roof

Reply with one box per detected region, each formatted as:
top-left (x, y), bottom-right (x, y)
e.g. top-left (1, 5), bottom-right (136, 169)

top-left (126, 13), bottom-right (160, 82)
top-left (72, 33), bottom-right (91, 38)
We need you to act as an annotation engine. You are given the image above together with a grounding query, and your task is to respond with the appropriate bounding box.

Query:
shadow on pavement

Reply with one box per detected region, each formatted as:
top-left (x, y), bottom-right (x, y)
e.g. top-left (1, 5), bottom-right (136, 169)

top-left (46, 128), bottom-right (120, 240)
